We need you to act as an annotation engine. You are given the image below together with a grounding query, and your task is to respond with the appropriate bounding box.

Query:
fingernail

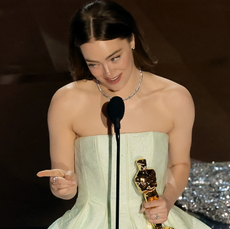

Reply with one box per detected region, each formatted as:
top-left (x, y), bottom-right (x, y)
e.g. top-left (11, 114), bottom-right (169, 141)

top-left (72, 181), bottom-right (76, 185)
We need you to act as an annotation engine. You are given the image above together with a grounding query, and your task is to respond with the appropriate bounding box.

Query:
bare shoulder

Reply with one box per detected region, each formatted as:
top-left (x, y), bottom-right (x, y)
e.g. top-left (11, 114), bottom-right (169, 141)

top-left (144, 72), bottom-right (194, 115)
top-left (163, 77), bottom-right (193, 106)
top-left (50, 80), bottom-right (96, 111)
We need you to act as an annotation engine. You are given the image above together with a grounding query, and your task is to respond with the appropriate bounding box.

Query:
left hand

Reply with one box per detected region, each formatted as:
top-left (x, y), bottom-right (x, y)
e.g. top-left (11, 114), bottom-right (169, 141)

top-left (141, 196), bottom-right (169, 224)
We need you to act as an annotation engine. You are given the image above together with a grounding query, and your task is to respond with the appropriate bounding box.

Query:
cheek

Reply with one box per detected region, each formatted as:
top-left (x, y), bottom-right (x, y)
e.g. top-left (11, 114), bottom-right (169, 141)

top-left (120, 52), bottom-right (134, 69)
top-left (88, 67), bottom-right (102, 78)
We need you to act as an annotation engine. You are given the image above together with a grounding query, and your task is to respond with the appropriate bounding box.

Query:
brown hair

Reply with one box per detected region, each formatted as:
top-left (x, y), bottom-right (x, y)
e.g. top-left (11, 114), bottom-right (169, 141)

top-left (69, 0), bottom-right (157, 81)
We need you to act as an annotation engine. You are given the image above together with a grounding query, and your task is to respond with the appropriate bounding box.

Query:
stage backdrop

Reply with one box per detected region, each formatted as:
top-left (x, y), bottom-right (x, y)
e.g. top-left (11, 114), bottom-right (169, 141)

top-left (0, 0), bottom-right (230, 227)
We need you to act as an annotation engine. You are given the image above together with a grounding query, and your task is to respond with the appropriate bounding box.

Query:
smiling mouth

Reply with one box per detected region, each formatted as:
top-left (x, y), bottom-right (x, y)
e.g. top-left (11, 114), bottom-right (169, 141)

top-left (106, 73), bottom-right (121, 82)
top-left (109, 75), bottom-right (120, 81)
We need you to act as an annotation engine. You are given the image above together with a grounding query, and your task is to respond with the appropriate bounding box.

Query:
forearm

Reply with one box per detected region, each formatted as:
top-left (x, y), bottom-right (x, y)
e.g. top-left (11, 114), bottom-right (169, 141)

top-left (162, 162), bottom-right (190, 210)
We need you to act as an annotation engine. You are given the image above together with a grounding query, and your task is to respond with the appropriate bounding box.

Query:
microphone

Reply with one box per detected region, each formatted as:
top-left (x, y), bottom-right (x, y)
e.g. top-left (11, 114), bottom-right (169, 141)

top-left (107, 96), bottom-right (125, 133)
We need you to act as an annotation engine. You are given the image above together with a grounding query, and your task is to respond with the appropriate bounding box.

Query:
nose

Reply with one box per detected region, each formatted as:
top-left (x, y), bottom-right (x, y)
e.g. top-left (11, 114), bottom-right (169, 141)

top-left (103, 64), bottom-right (112, 78)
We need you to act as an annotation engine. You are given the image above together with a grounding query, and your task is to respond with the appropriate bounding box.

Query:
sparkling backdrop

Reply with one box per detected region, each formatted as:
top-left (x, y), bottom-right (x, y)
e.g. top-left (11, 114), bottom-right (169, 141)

top-left (177, 160), bottom-right (230, 224)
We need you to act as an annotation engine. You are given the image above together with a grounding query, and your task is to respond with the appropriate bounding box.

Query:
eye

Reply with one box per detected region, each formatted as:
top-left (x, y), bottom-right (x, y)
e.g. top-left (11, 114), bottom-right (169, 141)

top-left (88, 63), bottom-right (96, 67)
top-left (88, 63), bottom-right (100, 68)
top-left (111, 55), bottom-right (120, 62)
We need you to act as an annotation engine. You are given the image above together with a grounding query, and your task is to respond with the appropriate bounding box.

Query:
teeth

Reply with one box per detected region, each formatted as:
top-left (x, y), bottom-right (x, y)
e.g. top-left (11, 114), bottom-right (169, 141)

top-left (110, 75), bottom-right (120, 81)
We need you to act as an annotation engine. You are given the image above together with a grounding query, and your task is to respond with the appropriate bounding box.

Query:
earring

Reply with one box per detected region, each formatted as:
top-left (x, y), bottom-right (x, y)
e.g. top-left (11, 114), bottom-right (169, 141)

top-left (132, 47), bottom-right (135, 50)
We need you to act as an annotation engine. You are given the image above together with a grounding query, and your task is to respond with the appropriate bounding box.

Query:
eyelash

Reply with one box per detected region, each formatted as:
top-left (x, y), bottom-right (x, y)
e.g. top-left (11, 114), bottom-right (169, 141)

top-left (87, 55), bottom-right (121, 68)
top-left (88, 63), bottom-right (97, 67)
top-left (111, 55), bottom-right (120, 61)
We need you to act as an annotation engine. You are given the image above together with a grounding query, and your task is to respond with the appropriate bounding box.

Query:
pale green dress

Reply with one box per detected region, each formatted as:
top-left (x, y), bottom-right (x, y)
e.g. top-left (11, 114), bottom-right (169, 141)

top-left (49, 131), bottom-right (211, 229)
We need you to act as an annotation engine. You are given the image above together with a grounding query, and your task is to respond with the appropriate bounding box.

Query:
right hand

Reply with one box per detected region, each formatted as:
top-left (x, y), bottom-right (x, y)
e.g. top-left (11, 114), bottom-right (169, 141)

top-left (141, 196), bottom-right (169, 224)
top-left (37, 169), bottom-right (77, 196)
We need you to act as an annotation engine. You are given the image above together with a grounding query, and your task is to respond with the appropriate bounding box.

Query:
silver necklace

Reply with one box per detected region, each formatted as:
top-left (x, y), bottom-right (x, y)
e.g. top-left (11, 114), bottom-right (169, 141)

top-left (96, 69), bottom-right (143, 101)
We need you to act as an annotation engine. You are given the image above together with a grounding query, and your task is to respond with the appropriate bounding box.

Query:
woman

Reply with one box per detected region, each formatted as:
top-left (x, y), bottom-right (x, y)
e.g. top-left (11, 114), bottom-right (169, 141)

top-left (37, 1), bottom-right (210, 228)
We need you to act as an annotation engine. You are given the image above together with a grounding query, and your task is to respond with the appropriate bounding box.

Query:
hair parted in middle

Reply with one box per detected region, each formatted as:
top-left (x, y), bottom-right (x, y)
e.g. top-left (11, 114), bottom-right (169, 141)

top-left (69, 0), bottom-right (157, 81)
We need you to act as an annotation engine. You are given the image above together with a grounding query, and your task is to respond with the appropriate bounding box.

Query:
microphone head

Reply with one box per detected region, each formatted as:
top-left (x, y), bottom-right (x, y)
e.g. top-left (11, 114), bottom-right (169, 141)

top-left (107, 96), bottom-right (125, 128)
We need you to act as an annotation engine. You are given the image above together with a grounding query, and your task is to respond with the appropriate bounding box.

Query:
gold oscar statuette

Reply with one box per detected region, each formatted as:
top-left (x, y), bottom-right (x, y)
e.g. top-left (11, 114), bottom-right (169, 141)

top-left (134, 159), bottom-right (174, 229)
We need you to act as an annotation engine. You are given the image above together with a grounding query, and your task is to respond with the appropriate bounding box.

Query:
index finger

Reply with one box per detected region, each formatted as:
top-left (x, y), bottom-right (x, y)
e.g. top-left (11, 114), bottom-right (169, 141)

top-left (144, 199), bottom-right (160, 209)
top-left (37, 169), bottom-right (65, 178)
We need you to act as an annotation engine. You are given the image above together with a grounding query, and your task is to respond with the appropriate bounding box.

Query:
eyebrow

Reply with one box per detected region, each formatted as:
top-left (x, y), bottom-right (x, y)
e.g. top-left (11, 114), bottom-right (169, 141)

top-left (85, 49), bottom-right (122, 63)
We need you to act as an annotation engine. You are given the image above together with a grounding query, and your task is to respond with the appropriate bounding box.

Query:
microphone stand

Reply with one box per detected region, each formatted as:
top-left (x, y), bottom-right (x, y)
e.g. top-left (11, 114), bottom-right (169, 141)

top-left (114, 121), bottom-right (121, 229)
top-left (107, 96), bottom-right (125, 229)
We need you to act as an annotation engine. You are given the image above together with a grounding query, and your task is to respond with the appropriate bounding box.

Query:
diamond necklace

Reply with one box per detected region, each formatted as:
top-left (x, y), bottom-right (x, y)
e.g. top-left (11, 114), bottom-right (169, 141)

top-left (96, 69), bottom-right (143, 101)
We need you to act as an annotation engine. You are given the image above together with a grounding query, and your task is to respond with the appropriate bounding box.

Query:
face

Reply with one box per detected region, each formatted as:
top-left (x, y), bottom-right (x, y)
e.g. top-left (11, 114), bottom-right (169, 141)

top-left (80, 37), bottom-right (135, 92)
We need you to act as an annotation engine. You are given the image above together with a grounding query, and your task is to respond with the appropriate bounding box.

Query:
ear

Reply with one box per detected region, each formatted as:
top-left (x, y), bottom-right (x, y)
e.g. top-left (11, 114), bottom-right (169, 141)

top-left (130, 34), bottom-right (135, 50)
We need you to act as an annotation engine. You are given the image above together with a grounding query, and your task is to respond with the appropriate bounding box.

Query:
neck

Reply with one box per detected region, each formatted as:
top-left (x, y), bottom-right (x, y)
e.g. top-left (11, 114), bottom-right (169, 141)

top-left (96, 68), bottom-right (143, 100)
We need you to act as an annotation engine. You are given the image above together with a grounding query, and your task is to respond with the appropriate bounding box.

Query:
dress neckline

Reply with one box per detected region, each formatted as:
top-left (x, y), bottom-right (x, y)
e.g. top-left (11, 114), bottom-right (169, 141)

top-left (75, 131), bottom-right (168, 142)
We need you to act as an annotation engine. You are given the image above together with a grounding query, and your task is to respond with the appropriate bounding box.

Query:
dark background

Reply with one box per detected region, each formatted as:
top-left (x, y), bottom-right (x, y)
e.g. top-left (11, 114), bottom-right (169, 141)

top-left (0, 0), bottom-right (229, 227)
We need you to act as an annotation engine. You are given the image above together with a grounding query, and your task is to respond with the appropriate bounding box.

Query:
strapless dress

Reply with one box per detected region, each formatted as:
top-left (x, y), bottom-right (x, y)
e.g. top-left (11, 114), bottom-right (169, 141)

top-left (49, 131), bottom-right (210, 229)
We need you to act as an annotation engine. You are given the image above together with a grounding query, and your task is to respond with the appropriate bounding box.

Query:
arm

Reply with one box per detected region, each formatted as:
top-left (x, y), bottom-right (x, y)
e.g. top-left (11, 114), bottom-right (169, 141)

top-left (143, 85), bottom-right (195, 223)
top-left (38, 87), bottom-right (78, 200)
top-left (163, 85), bottom-right (194, 210)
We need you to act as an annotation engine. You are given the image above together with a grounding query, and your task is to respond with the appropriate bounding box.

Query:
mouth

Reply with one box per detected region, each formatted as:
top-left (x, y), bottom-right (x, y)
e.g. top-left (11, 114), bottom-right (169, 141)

top-left (105, 73), bottom-right (122, 84)
top-left (110, 75), bottom-right (120, 81)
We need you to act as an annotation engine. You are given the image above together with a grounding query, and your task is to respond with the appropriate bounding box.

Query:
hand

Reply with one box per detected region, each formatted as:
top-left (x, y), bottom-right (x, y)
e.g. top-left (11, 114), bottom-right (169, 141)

top-left (141, 196), bottom-right (169, 224)
top-left (37, 169), bottom-right (77, 196)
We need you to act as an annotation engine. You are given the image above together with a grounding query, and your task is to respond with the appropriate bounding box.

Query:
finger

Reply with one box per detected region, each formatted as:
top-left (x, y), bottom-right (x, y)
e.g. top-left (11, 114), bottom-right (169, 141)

top-left (37, 169), bottom-right (65, 178)
top-left (145, 207), bottom-right (162, 215)
top-left (52, 183), bottom-right (74, 190)
top-left (144, 198), bottom-right (165, 209)
top-left (51, 178), bottom-right (76, 192)
top-left (51, 176), bottom-right (76, 187)
top-left (64, 171), bottom-right (77, 185)
top-left (64, 171), bottom-right (74, 180)
top-left (146, 213), bottom-right (168, 224)
top-left (51, 183), bottom-right (72, 193)
top-left (51, 176), bottom-right (71, 185)
top-left (58, 187), bottom-right (75, 195)
top-left (50, 176), bottom-right (59, 184)
top-left (145, 207), bottom-right (168, 222)
top-left (140, 202), bottom-right (145, 213)
top-left (143, 201), bottom-right (158, 209)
